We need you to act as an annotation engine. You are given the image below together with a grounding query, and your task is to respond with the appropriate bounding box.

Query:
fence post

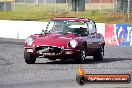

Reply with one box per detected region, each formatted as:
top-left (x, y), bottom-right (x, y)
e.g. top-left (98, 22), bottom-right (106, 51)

top-left (100, 0), bottom-right (102, 14)
top-left (115, 0), bottom-right (117, 12)
top-left (24, 0), bottom-right (25, 12)
top-left (113, 0), bottom-right (115, 13)
top-left (36, 0), bottom-right (38, 4)
top-left (66, 0), bottom-right (67, 12)
top-left (55, 0), bottom-right (56, 12)
top-left (13, 1), bottom-right (16, 12)
top-left (3, 2), bottom-right (6, 11)
top-left (33, 0), bottom-right (36, 13)
top-left (127, 0), bottom-right (130, 20)
top-left (43, 0), bottom-right (45, 12)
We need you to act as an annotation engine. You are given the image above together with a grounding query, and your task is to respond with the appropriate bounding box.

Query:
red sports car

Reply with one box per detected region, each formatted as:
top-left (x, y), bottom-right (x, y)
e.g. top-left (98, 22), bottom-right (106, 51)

top-left (24, 17), bottom-right (105, 64)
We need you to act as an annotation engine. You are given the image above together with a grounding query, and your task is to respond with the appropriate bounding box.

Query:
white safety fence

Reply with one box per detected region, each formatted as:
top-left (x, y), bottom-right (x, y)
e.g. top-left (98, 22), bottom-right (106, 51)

top-left (0, 20), bottom-right (105, 39)
top-left (0, 20), bottom-right (47, 39)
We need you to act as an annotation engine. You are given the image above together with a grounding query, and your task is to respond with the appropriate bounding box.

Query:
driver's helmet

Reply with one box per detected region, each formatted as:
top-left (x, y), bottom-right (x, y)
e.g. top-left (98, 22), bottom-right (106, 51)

top-left (53, 25), bottom-right (62, 31)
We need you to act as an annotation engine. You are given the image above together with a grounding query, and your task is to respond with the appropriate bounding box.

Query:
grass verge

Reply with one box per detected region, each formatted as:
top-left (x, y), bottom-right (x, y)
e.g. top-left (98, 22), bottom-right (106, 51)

top-left (0, 11), bottom-right (132, 24)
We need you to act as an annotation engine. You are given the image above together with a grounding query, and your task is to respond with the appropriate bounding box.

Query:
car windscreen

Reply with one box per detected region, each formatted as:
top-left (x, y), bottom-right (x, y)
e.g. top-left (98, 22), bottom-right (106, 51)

top-left (44, 20), bottom-right (88, 35)
top-left (45, 21), bottom-right (66, 32)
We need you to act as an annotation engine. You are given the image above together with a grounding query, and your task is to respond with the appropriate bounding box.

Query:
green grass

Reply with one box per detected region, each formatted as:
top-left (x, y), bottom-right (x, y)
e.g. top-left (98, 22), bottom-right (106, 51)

top-left (0, 3), bottom-right (131, 24)
top-left (0, 11), bottom-right (132, 24)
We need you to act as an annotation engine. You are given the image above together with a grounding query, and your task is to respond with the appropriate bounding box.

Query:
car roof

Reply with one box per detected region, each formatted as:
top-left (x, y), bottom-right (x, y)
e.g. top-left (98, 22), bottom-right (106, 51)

top-left (51, 17), bottom-right (91, 22)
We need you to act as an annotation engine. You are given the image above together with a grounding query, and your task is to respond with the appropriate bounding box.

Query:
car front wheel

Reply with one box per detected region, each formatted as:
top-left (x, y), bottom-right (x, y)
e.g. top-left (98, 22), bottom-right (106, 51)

top-left (24, 50), bottom-right (36, 64)
top-left (75, 47), bottom-right (86, 63)
top-left (93, 47), bottom-right (103, 61)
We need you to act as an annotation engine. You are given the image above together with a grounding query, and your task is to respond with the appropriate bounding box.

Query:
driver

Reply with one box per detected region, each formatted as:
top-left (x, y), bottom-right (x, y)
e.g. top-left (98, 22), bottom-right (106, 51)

top-left (53, 25), bottom-right (62, 31)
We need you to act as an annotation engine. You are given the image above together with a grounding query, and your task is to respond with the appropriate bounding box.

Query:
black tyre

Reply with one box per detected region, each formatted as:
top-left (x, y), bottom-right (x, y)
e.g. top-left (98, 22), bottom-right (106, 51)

top-left (24, 50), bottom-right (36, 64)
top-left (93, 47), bottom-right (103, 61)
top-left (75, 47), bottom-right (86, 63)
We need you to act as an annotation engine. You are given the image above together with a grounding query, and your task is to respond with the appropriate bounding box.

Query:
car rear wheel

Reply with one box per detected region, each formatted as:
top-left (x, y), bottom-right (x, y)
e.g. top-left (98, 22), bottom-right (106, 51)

top-left (93, 47), bottom-right (103, 61)
top-left (24, 50), bottom-right (36, 64)
top-left (75, 47), bottom-right (86, 63)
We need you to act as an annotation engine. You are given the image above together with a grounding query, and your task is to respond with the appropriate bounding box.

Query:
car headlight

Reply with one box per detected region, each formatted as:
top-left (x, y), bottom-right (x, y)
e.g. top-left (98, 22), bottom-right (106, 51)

top-left (25, 38), bottom-right (34, 46)
top-left (69, 40), bottom-right (78, 48)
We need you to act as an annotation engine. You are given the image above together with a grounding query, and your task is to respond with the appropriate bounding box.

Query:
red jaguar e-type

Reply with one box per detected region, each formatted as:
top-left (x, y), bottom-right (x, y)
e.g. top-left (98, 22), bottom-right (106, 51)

top-left (24, 17), bottom-right (105, 64)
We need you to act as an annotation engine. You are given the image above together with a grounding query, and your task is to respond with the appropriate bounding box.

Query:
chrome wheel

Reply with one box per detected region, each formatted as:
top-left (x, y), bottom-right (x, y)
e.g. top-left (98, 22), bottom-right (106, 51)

top-left (75, 47), bottom-right (86, 63)
top-left (80, 49), bottom-right (86, 61)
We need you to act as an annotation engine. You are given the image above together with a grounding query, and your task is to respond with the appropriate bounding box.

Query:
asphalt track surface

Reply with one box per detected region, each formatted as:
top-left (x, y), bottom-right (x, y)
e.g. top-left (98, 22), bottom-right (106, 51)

top-left (0, 37), bottom-right (132, 88)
